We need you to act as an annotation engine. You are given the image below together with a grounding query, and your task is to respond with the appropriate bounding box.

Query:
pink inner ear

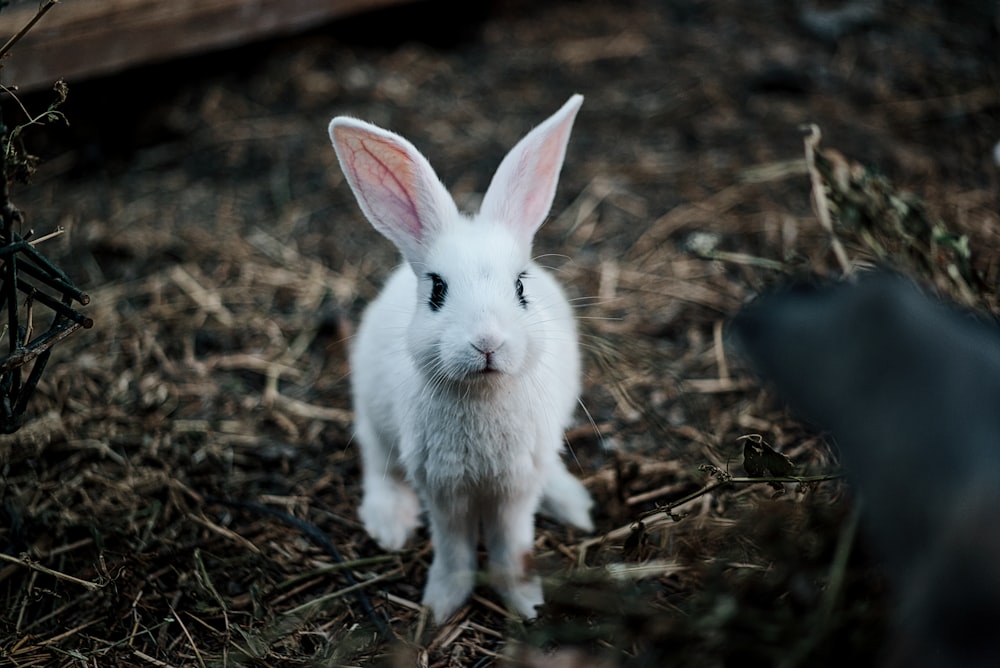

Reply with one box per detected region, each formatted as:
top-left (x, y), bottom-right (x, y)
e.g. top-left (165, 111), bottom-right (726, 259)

top-left (334, 125), bottom-right (424, 242)
top-left (523, 126), bottom-right (571, 226)
top-left (479, 95), bottom-right (581, 242)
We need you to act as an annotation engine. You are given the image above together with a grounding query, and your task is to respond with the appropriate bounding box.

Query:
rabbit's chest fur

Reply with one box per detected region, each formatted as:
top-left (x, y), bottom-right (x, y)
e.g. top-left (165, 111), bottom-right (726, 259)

top-left (352, 263), bottom-right (573, 501)
top-left (402, 378), bottom-right (555, 499)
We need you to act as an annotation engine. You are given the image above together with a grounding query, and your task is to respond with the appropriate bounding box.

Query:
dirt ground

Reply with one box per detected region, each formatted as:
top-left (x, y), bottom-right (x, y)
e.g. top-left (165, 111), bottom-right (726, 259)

top-left (1, 0), bottom-right (998, 666)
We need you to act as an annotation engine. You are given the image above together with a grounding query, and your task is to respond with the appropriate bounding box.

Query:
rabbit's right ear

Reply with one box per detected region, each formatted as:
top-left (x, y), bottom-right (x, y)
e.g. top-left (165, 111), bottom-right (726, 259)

top-left (329, 118), bottom-right (458, 265)
top-left (479, 94), bottom-right (583, 245)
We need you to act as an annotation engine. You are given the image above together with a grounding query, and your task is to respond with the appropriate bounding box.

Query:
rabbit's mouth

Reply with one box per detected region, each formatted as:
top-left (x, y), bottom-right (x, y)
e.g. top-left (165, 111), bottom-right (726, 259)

top-left (472, 360), bottom-right (510, 379)
top-left (473, 358), bottom-right (501, 375)
top-left (471, 342), bottom-right (506, 376)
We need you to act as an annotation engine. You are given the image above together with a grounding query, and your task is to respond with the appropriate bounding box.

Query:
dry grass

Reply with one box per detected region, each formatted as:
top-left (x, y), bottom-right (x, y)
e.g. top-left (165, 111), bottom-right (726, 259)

top-left (4, 125), bottom-right (995, 667)
top-left (1, 0), bottom-right (997, 665)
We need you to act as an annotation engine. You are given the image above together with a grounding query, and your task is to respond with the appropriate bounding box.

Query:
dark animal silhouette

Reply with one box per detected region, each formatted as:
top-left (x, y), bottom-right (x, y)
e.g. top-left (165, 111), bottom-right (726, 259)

top-left (730, 271), bottom-right (1000, 668)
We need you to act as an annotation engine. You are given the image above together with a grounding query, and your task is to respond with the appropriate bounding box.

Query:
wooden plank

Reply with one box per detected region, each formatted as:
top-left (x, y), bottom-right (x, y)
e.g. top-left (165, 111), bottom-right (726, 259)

top-left (0, 0), bottom-right (412, 92)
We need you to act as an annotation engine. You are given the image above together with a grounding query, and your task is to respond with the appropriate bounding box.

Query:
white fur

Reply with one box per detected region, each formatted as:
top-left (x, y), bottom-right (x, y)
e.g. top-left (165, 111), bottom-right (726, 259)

top-left (329, 95), bottom-right (593, 623)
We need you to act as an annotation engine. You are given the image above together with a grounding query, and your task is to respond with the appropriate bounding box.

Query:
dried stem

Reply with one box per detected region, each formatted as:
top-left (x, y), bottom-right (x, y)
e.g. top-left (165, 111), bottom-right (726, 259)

top-left (0, 1), bottom-right (60, 61)
top-left (0, 552), bottom-right (103, 591)
top-left (640, 471), bottom-right (845, 521)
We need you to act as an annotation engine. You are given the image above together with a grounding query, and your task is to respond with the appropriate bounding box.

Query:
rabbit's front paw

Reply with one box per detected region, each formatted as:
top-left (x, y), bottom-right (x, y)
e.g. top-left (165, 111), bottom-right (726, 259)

top-left (359, 478), bottom-right (422, 551)
top-left (423, 563), bottom-right (475, 624)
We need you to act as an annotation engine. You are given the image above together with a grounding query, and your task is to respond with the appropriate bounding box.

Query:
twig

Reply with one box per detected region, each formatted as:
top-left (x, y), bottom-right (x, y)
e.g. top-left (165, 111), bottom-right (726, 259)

top-left (602, 559), bottom-right (686, 581)
top-left (132, 649), bottom-right (179, 668)
top-left (700, 249), bottom-right (790, 272)
top-left (188, 512), bottom-right (261, 554)
top-left (270, 392), bottom-right (353, 424)
top-left (282, 567), bottom-right (403, 617)
top-left (0, 551), bottom-right (102, 590)
top-left (680, 377), bottom-right (755, 394)
top-left (626, 480), bottom-right (691, 506)
top-left (26, 226), bottom-right (64, 246)
top-left (802, 124), bottom-right (851, 275)
top-left (273, 554), bottom-right (399, 592)
top-left (168, 605), bottom-right (207, 668)
top-left (36, 619), bottom-right (101, 646)
top-left (576, 469), bottom-right (845, 565)
top-left (169, 265), bottom-right (234, 326)
top-left (202, 353), bottom-right (304, 382)
top-left (713, 319), bottom-right (729, 382)
top-left (20, 588), bottom-right (87, 632)
top-left (0, 0), bottom-right (59, 61)
top-left (15, 570), bottom-right (36, 633)
top-left (639, 471), bottom-right (845, 521)
top-left (638, 477), bottom-right (733, 520)
top-left (428, 609), bottom-right (474, 651)
top-left (193, 548), bottom-right (232, 615)
top-left (727, 474), bottom-right (843, 484)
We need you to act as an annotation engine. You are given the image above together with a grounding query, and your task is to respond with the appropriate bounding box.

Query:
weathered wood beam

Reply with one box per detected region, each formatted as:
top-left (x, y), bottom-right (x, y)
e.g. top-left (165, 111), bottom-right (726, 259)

top-left (0, 0), bottom-right (411, 91)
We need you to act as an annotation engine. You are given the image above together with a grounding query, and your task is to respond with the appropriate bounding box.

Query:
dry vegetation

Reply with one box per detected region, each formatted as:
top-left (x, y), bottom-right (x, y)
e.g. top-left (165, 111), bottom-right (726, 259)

top-left (1, 0), bottom-right (998, 666)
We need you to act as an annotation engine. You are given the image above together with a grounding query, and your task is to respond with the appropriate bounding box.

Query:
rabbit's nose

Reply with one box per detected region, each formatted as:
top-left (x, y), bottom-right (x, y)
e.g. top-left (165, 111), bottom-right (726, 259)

top-left (472, 334), bottom-right (504, 355)
top-left (472, 337), bottom-right (505, 369)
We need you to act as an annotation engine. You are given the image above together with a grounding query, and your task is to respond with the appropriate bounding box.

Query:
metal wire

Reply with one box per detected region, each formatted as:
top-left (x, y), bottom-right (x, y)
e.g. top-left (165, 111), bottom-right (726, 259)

top-left (0, 108), bottom-right (92, 433)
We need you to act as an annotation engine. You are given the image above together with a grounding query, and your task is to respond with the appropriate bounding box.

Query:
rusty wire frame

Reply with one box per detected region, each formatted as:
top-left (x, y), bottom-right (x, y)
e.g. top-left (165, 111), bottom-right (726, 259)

top-left (0, 115), bottom-right (92, 433)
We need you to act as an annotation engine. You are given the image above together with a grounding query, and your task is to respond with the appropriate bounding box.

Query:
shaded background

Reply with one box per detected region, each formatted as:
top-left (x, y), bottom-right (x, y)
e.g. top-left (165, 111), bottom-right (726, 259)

top-left (1, 0), bottom-right (998, 665)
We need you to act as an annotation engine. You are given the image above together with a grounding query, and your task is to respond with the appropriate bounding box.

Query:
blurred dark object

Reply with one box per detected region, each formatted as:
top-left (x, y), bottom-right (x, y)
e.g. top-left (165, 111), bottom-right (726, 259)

top-left (730, 271), bottom-right (1000, 668)
top-left (799, 0), bottom-right (881, 42)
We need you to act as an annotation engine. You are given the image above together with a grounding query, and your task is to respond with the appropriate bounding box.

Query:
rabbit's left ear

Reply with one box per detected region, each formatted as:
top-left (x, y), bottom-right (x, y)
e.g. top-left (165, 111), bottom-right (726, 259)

top-left (329, 117), bottom-right (458, 265)
top-left (479, 94), bottom-right (583, 243)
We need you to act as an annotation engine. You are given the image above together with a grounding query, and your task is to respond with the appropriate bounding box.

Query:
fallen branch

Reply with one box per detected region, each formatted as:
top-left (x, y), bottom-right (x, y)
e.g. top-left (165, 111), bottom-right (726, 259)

top-left (0, 0), bottom-right (59, 61)
top-left (640, 467), bottom-right (845, 522)
top-left (0, 552), bottom-right (103, 591)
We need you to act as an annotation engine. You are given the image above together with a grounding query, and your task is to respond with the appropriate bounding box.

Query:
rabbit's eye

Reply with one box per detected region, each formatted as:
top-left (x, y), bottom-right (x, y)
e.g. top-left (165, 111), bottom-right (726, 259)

top-left (516, 273), bottom-right (528, 307)
top-left (428, 273), bottom-right (448, 311)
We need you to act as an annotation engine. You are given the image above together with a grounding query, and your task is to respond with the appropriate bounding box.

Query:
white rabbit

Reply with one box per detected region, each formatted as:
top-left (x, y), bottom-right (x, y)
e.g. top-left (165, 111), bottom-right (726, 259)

top-left (328, 95), bottom-right (594, 623)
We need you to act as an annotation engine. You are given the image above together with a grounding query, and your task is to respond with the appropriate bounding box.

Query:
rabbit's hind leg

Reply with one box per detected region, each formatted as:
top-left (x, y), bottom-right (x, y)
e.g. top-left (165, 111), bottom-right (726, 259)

top-left (539, 461), bottom-right (594, 532)
top-left (355, 420), bottom-right (422, 551)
